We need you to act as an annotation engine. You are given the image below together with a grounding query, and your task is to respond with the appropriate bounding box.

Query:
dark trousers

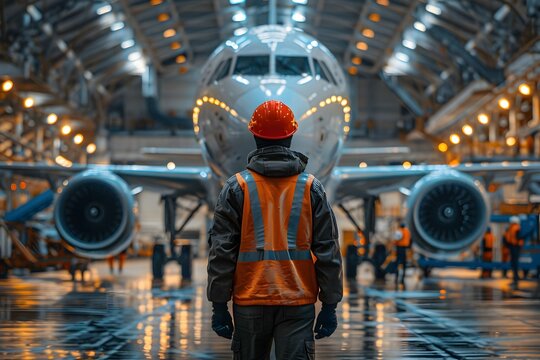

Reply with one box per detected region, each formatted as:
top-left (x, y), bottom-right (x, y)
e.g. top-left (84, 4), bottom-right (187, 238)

top-left (395, 247), bottom-right (407, 285)
top-left (232, 304), bottom-right (315, 360)
top-left (510, 245), bottom-right (522, 284)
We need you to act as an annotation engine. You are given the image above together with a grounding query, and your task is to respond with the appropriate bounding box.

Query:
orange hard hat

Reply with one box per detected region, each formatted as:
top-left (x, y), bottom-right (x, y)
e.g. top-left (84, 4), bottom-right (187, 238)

top-left (248, 100), bottom-right (298, 140)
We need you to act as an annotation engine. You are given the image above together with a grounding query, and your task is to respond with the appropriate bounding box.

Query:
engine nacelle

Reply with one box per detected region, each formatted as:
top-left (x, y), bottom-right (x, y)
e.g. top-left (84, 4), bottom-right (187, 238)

top-left (54, 170), bottom-right (135, 259)
top-left (407, 170), bottom-right (489, 256)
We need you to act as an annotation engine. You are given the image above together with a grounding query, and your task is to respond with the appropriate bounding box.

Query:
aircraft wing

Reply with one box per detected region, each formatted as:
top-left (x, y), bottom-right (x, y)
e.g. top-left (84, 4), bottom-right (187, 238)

top-left (0, 162), bottom-right (212, 198)
top-left (329, 162), bottom-right (540, 203)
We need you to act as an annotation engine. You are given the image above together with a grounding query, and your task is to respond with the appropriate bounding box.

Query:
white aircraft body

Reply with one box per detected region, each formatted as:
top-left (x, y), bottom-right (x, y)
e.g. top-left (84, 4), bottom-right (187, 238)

top-left (1, 25), bottom-right (539, 262)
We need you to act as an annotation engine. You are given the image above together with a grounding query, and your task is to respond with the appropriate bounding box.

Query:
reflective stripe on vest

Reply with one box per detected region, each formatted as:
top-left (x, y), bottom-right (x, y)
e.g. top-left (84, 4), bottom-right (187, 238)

top-left (238, 249), bottom-right (312, 262)
top-left (240, 170), bottom-right (309, 252)
top-left (240, 170), bottom-right (265, 250)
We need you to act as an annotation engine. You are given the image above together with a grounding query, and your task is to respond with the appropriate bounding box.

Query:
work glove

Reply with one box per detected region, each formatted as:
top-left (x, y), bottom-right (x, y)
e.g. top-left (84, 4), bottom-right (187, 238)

top-left (314, 303), bottom-right (338, 339)
top-left (211, 302), bottom-right (234, 339)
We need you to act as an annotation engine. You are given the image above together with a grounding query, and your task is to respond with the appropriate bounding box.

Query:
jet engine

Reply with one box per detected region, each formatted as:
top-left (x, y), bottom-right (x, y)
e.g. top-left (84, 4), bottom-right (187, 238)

top-left (54, 170), bottom-right (135, 259)
top-left (407, 170), bottom-right (489, 256)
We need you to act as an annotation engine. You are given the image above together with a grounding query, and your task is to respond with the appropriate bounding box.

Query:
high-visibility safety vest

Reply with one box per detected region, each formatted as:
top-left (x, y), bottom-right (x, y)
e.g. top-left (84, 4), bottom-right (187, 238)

top-left (233, 170), bottom-right (318, 306)
top-left (505, 223), bottom-right (523, 247)
top-left (395, 228), bottom-right (411, 248)
top-left (483, 233), bottom-right (494, 252)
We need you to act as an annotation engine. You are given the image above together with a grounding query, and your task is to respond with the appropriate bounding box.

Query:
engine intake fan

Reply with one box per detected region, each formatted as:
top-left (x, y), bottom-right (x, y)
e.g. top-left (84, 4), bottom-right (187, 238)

top-left (407, 170), bottom-right (489, 256)
top-left (54, 170), bottom-right (135, 259)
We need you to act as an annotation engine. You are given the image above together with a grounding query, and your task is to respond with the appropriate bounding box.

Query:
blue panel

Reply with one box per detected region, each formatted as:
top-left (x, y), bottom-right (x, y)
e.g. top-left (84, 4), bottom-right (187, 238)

top-left (4, 190), bottom-right (54, 222)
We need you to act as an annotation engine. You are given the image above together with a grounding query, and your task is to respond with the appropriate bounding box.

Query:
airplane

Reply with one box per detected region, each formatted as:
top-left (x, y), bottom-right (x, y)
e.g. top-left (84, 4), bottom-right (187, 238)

top-left (1, 25), bottom-right (539, 274)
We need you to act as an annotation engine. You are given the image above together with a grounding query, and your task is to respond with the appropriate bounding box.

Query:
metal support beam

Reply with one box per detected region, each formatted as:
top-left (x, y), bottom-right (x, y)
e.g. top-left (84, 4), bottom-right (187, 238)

top-left (427, 24), bottom-right (505, 85)
top-left (380, 71), bottom-right (424, 117)
top-left (117, 0), bottom-right (165, 73)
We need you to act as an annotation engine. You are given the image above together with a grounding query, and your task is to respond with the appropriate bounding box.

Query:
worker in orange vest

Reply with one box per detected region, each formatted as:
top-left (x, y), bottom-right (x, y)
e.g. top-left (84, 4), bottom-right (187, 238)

top-left (207, 100), bottom-right (343, 359)
top-left (504, 216), bottom-right (524, 288)
top-left (393, 223), bottom-right (411, 287)
top-left (481, 227), bottom-right (494, 279)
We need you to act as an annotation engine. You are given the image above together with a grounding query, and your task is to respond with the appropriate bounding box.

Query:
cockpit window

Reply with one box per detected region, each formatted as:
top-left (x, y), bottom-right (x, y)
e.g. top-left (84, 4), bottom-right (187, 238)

top-left (275, 56), bottom-right (311, 76)
top-left (215, 58), bottom-right (232, 82)
top-left (313, 59), bottom-right (329, 82)
top-left (233, 56), bottom-right (269, 76)
top-left (314, 58), bottom-right (337, 85)
top-left (209, 58), bottom-right (232, 84)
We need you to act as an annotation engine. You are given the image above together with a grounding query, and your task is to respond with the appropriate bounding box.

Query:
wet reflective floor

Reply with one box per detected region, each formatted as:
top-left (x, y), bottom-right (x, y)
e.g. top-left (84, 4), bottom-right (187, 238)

top-left (1, 259), bottom-right (540, 359)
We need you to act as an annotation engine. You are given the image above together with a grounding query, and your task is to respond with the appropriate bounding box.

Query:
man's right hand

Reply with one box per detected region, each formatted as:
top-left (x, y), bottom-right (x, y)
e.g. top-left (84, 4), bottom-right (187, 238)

top-left (211, 302), bottom-right (234, 339)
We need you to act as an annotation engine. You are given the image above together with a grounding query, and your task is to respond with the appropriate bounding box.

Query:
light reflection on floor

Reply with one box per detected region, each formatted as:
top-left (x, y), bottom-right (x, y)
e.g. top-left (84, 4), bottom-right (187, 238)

top-left (0, 259), bottom-right (539, 359)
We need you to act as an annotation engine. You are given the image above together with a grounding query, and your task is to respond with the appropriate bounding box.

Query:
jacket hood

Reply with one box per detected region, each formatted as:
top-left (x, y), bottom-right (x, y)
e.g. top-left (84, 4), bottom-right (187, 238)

top-left (246, 146), bottom-right (308, 177)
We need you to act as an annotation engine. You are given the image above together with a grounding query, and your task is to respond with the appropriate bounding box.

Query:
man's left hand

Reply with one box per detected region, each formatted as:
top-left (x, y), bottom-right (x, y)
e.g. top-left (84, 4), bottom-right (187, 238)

top-left (314, 303), bottom-right (338, 339)
top-left (211, 302), bottom-right (234, 339)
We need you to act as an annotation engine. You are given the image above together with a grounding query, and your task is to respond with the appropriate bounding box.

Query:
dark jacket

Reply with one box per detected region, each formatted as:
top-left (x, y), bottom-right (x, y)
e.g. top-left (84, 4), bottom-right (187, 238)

top-left (207, 145), bottom-right (343, 305)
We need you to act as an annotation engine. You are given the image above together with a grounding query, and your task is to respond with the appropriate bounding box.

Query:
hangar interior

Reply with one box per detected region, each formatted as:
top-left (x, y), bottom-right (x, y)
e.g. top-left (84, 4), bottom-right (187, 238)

top-left (0, 0), bottom-right (540, 359)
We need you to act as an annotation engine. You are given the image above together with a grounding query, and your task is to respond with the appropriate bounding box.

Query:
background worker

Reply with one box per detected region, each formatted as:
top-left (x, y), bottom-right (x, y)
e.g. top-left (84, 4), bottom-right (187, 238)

top-left (505, 216), bottom-right (524, 289)
top-left (393, 223), bottom-right (411, 288)
top-left (207, 100), bottom-right (343, 359)
top-left (480, 227), bottom-right (494, 279)
top-left (107, 249), bottom-right (127, 274)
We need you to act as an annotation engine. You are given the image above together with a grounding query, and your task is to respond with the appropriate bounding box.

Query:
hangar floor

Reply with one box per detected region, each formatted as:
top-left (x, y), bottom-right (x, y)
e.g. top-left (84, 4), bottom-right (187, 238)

top-left (0, 259), bottom-right (539, 359)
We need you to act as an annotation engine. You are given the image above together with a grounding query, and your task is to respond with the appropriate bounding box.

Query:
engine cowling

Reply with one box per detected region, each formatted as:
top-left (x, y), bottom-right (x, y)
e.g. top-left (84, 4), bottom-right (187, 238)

top-left (54, 170), bottom-right (135, 259)
top-left (407, 170), bottom-right (489, 256)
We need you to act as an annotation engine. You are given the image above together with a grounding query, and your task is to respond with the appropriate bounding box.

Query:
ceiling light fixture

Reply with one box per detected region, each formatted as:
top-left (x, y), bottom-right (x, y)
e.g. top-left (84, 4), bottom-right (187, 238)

top-left (438, 143), bottom-right (448, 152)
top-left (449, 133), bottom-right (460, 144)
top-left (292, 11), bottom-right (306, 22)
top-left (462, 124), bottom-right (473, 136)
top-left (2, 80), bottom-right (14, 92)
top-left (110, 22), bottom-right (125, 31)
top-left (121, 39), bottom-right (135, 49)
top-left (498, 97), bottom-right (510, 110)
top-left (96, 4), bottom-right (112, 15)
top-left (518, 83), bottom-right (531, 96)
top-left (23, 97), bottom-right (34, 108)
top-left (362, 28), bottom-right (375, 38)
top-left (61, 125), bottom-right (72, 135)
top-left (369, 13), bottom-right (381, 22)
top-left (47, 113), bottom-right (58, 125)
top-left (86, 143), bottom-right (97, 154)
top-left (426, 3), bottom-right (442, 15)
top-left (414, 21), bottom-right (426, 32)
top-left (234, 27), bottom-right (248, 36)
top-left (232, 10), bottom-right (246, 22)
top-left (395, 52), bottom-right (409, 62)
top-left (163, 28), bottom-right (176, 38)
top-left (356, 41), bottom-right (368, 51)
top-left (128, 51), bottom-right (142, 61)
top-left (402, 39), bottom-right (416, 49)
